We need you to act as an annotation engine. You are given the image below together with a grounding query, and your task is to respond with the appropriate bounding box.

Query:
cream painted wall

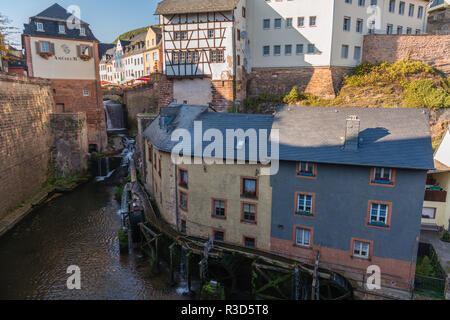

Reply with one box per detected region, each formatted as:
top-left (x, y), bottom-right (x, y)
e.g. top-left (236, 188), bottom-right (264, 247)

top-left (173, 78), bottom-right (212, 105)
top-left (144, 27), bottom-right (161, 75)
top-left (144, 140), bottom-right (273, 250)
top-left (247, 0), bottom-right (335, 68)
top-left (422, 171), bottom-right (450, 230)
top-left (331, 0), bottom-right (428, 67)
top-left (435, 130), bottom-right (450, 167)
top-left (30, 36), bottom-right (96, 80)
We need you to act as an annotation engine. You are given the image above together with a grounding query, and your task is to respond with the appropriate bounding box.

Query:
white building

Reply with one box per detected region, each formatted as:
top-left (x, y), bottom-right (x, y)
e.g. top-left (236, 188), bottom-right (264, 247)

top-left (123, 33), bottom-right (146, 83)
top-left (155, 0), bottom-right (248, 111)
top-left (156, 0), bottom-right (430, 104)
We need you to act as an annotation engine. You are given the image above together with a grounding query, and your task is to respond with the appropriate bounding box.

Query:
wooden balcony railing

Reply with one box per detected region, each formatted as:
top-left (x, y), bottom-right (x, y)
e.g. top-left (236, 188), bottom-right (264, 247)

top-left (424, 190), bottom-right (447, 203)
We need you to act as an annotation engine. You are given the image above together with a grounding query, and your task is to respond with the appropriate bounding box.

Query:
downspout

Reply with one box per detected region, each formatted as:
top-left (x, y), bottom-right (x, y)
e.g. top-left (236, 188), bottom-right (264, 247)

top-left (175, 163), bottom-right (179, 232)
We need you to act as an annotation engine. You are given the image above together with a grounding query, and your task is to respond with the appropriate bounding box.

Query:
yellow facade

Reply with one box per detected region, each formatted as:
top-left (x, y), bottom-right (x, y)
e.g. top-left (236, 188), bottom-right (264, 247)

top-left (144, 140), bottom-right (273, 250)
top-left (422, 171), bottom-right (450, 230)
top-left (143, 26), bottom-right (161, 76)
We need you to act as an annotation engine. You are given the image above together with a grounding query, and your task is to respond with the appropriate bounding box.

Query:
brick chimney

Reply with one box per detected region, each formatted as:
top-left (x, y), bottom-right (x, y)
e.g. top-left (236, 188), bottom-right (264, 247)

top-left (344, 115), bottom-right (360, 151)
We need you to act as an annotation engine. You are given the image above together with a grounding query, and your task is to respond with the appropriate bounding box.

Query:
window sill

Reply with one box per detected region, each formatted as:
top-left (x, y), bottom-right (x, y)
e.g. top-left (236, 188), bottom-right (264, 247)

top-left (296, 211), bottom-right (314, 217)
top-left (241, 194), bottom-right (258, 200)
top-left (212, 215), bottom-right (226, 220)
top-left (369, 222), bottom-right (389, 228)
top-left (351, 255), bottom-right (371, 262)
top-left (293, 244), bottom-right (313, 250)
top-left (241, 220), bottom-right (257, 225)
top-left (179, 183), bottom-right (188, 190)
top-left (372, 180), bottom-right (393, 185)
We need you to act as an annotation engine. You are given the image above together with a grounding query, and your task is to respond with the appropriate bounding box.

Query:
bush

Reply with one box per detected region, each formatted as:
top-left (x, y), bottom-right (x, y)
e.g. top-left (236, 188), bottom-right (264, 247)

top-left (416, 256), bottom-right (436, 277)
top-left (441, 230), bottom-right (450, 243)
top-left (283, 86), bottom-right (301, 104)
top-left (402, 79), bottom-right (450, 109)
top-left (344, 60), bottom-right (436, 87)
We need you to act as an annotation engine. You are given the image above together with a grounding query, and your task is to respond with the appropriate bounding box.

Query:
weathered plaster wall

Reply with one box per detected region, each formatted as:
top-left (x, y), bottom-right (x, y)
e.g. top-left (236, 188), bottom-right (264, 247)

top-left (0, 73), bottom-right (54, 218)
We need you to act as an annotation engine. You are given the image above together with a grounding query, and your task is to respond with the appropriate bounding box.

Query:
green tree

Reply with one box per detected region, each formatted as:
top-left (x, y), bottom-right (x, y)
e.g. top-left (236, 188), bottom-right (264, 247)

top-left (0, 13), bottom-right (19, 65)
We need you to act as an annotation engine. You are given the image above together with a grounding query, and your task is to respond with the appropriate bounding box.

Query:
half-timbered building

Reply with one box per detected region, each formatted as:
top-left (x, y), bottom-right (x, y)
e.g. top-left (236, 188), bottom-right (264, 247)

top-left (155, 0), bottom-right (248, 112)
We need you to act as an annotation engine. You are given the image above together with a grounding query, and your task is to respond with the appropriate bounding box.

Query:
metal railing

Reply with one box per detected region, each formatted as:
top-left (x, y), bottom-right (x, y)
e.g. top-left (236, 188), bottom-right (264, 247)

top-left (414, 274), bottom-right (446, 299)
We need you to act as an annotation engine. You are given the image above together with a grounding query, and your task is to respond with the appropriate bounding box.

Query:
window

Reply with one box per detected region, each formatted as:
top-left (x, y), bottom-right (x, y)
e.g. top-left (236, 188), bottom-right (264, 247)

top-left (307, 44), bottom-right (315, 54)
top-left (59, 24), bottom-right (65, 33)
top-left (83, 89), bottom-right (90, 97)
top-left (210, 50), bottom-right (224, 63)
top-left (192, 51), bottom-right (199, 63)
top-left (148, 145), bottom-right (153, 162)
top-left (406, 27), bottom-right (412, 34)
top-left (80, 27), bottom-right (86, 35)
top-left (263, 19), bottom-right (271, 29)
top-left (399, 1), bottom-right (405, 15)
top-left (369, 20), bottom-right (375, 33)
top-left (297, 17), bottom-right (304, 27)
top-left (158, 158), bottom-right (161, 176)
top-left (181, 220), bottom-right (187, 233)
top-left (181, 31), bottom-right (187, 40)
top-left (263, 45), bottom-right (270, 56)
top-left (295, 227), bottom-right (311, 247)
top-left (341, 44), bottom-right (349, 59)
top-left (213, 230), bottom-right (225, 241)
top-left (371, 168), bottom-right (395, 185)
top-left (418, 6), bottom-right (423, 19)
top-left (274, 45), bottom-right (281, 56)
top-left (409, 4), bottom-right (415, 17)
top-left (309, 16), bottom-right (316, 26)
top-left (296, 193), bottom-right (314, 216)
top-left (179, 52), bottom-right (185, 63)
top-left (285, 44), bottom-right (292, 55)
top-left (358, 0), bottom-right (365, 6)
top-left (422, 207), bottom-right (436, 219)
top-left (343, 17), bottom-right (351, 31)
top-left (353, 240), bottom-right (370, 259)
top-left (179, 169), bottom-right (188, 188)
top-left (179, 191), bottom-right (188, 211)
top-left (368, 202), bottom-right (391, 227)
top-left (415, 29), bottom-right (421, 34)
top-left (297, 162), bottom-right (316, 177)
top-left (40, 41), bottom-right (51, 53)
top-left (242, 178), bottom-right (257, 199)
top-left (387, 24), bottom-right (393, 34)
top-left (397, 26), bottom-right (403, 34)
top-left (274, 18), bottom-right (282, 29)
top-left (354, 46), bottom-right (362, 60)
top-left (286, 18), bottom-right (293, 28)
top-left (37, 22), bottom-right (44, 31)
top-left (237, 29), bottom-right (241, 41)
top-left (174, 32), bottom-right (180, 40)
top-left (237, 54), bottom-right (241, 66)
top-left (356, 19), bottom-right (363, 33)
top-left (389, 0), bottom-right (396, 12)
top-left (244, 236), bottom-right (256, 248)
top-left (242, 203), bottom-right (256, 224)
top-left (212, 199), bottom-right (226, 219)
top-left (242, 6), bottom-right (246, 18)
top-left (370, 0), bottom-right (377, 5)
top-left (345, 0), bottom-right (352, 3)
top-left (296, 44), bottom-right (304, 54)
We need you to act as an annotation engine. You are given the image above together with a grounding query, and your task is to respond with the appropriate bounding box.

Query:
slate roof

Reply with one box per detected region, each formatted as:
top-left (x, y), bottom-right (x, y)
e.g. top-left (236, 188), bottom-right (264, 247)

top-left (98, 43), bottom-right (115, 59)
top-left (144, 103), bottom-right (274, 162)
top-left (272, 106), bottom-right (434, 170)
top-left (430, 0), bottom-right (449, 8)
top-left (24, 3), bottom-right (98, 41)
top-left (155, 0), bottom-right (240, 14)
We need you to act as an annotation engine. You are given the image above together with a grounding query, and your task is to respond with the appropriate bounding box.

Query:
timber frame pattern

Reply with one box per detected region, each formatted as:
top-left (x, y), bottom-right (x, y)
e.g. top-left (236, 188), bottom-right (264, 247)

top-left (162, 11), bottom-right (234, 78)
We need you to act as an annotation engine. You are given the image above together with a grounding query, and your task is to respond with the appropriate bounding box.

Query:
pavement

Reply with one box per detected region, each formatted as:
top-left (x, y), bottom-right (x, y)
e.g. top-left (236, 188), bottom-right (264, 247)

top-left (420, 231), bottom-right (450, 275)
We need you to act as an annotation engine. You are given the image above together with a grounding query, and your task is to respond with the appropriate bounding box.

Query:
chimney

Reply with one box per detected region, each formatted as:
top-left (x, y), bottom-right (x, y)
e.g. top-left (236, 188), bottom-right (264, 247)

top-left (344, 115), bottom-right (360, 151)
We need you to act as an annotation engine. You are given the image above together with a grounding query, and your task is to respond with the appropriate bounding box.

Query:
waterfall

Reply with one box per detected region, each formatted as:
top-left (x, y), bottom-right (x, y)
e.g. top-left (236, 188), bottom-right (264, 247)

top-left (104, 100), bottom-right (126, 131)
top-left (95, 157), bottom-right (116, 182)
top-left (176, 246), bottom-right (190, 294)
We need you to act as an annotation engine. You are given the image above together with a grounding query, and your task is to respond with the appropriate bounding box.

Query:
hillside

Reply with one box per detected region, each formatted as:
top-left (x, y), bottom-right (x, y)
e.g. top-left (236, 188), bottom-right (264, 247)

top-left (113, 26), bottom-right (150, 44)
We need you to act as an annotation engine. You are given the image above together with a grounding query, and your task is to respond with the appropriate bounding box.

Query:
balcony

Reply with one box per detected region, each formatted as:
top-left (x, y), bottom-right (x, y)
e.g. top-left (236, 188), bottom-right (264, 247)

top-left (424, 189), bottom-right (447, 203)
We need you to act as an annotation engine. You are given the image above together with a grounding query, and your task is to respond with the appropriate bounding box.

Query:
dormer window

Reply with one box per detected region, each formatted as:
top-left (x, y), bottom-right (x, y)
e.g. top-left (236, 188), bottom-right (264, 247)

top-left (37, 22), bottom-right (44, 32)
top-left (58, 24), bottom-right (65, 33)
top-left (371, 167), bottom-right (395, 186)
top-left (80, 27), bottom-right (86, 36)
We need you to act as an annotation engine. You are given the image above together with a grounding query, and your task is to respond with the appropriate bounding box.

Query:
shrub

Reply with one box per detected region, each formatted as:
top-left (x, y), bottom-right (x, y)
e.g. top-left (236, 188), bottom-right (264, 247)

top-left (441, 230), bottom-right (450, 243)
top-left (283, 86), bottom-right (301, 104)
top-left (416, 256), bottom-right (436, 277)
top-left (402, 79), bottom-right (450, 109)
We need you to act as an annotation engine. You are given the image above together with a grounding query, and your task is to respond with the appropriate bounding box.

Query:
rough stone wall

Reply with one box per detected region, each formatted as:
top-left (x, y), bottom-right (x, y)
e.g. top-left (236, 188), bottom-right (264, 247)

top-left (0, 73), bottom-right (54, 218)
top-left (123, 84), bottom-right (159, 130)
top-left (155, 73), bottom-right (174, 111)
top-left (427, 8), bottom-right (450, 35)
top-left (211, 79), bottom-right (234, 112)
top-left (50, 79), bottom-right (107, 151)
top-left (248, 66), bottom-right (351, 99)
top-left (50, 113), bottom-right (89, 178)
top-left (362, 34), bottom-right (450, 75)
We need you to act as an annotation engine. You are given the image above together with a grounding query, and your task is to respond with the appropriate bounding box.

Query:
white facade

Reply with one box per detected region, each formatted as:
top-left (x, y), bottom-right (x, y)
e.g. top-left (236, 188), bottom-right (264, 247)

top-left (435, 129), bottom-right (450, 167)
top-left (123, 53), bottom-right (145, 82)
top-left (248, 0), bottom-right (429, 68)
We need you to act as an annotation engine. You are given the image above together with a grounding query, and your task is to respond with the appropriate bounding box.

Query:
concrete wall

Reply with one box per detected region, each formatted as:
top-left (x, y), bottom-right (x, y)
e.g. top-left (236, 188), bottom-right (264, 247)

top-left (50, 112), bottom-right (89, 178)
top-left (0, 73), bottom-right (54, 218)
top-left (270, 161), bottom-right (427, 294)
top-left (362, 34), bottom-right (450, 75)
top-left (123, 84), bottom-right (159, 129)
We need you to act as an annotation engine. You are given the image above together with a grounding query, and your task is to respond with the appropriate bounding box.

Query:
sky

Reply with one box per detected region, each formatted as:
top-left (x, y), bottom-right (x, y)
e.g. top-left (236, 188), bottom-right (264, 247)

top-left (0, 0), bottom-right (160, 45)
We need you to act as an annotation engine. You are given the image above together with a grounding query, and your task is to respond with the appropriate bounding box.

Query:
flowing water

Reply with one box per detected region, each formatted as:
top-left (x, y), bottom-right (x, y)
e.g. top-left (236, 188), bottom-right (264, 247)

top-left (0, 180), bottom-right (187, 300)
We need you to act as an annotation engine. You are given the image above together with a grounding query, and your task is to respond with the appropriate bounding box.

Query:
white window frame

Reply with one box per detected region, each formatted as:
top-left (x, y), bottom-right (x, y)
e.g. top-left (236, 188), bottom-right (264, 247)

top-left (58, 24), bottom-right (65, 33)
top-left (296, 228), bottom-right (311, 247)
top-left (370, 203), bottom-right (388, 225)
top-left (83, 89), bottom-right (90, 96)
top-left (353, 241), bottom-right (370, 259)
top-left (373, 167), bottom-right (392, 182)
top-left (80, 27), bottom-right (86, 36)
top-left (37, 22), bottom-right (44, 32)
top-left (297, 194), bottom-right (313, 214)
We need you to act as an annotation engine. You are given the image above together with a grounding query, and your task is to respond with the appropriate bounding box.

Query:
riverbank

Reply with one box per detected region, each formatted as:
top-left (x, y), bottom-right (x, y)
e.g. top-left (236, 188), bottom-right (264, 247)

top-left (0, 176), bottom-right (90, 238)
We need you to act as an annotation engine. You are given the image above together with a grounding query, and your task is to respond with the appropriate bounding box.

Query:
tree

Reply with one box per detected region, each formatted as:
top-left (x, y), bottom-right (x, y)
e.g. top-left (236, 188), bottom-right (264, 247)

top-left (0, 12), bottom-right (20, 63)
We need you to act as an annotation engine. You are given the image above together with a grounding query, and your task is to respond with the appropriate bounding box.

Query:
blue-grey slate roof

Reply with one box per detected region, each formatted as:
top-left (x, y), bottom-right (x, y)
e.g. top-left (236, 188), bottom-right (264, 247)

top-left (24, 3), bottom-right (98, 42)
top-left (144, 104), bottom-right (274, 162)
top-left (272, 106), bottom-right (434, 170)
